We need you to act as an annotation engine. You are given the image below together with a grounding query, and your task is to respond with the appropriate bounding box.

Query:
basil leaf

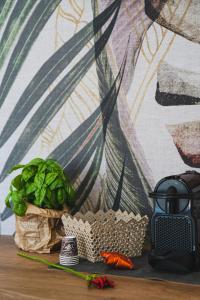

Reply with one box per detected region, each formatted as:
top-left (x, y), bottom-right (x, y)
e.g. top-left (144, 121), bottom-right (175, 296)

top-left (34, 172), bottom-right (45, 188)
top-left (35, 186), bottom-right (46, 206)
top-left (5, 192), bottom-right (11, 208)
top-left (8, 164), bottom-right (25, 173)
top-left (6, 157), bottom-right (75, 212)
top-left (46, 159), bottom-right (63, 172)
top-left (65, 185), bottom-right (75, 206)
top-left (26, 182), bottom-right (36, 194)
top-left (57, 188), bottom-right (64, 205)
top-left (33, 197), bottom-right (40, 207)
top-left (38, 162), bottom-right (47, 173)
top-left (50, 177), bottom-right (63, 190)
top-left (46, 187), bottom-right (51, 200)
top-left (45, 172), bottom-right (58, 186)
top-left (11, 190), bottom-right (22, 204)
top-left (27, 158), bottom-right (44, 166)
top-left (51, 190), bottom-right (61, 209)
top-left (13, 201), bottom-right (27, 216)
top-left (11, 174), bottom-right (24, 190)
top-left (65, 185), bottom-right (76, 199)
top-left (22, 166), bottom-right (36, 181)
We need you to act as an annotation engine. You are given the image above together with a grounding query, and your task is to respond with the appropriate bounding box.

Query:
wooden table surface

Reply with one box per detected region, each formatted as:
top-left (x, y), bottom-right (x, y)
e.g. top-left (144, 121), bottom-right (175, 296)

top-left (0, 236), bottom-right (200, 300)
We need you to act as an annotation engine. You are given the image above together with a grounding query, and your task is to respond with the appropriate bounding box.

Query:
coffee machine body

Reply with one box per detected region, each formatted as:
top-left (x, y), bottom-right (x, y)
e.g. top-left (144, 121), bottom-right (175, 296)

top-left (149, 171), bottom-right (200, 272)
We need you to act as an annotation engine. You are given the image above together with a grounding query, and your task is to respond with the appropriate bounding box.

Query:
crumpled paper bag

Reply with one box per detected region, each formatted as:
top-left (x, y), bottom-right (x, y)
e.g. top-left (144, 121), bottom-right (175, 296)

top-left (14, 203), bottom-right (67, 253)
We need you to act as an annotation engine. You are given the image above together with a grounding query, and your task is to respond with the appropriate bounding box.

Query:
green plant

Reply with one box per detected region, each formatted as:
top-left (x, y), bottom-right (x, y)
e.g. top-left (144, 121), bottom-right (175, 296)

top-left (5, 158), bottom-right (75, 216)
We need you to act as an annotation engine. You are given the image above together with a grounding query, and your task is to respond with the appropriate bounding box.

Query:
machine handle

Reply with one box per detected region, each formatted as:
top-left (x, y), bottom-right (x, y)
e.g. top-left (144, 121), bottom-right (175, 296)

top-left (149, 192), bottom-right (191, 199)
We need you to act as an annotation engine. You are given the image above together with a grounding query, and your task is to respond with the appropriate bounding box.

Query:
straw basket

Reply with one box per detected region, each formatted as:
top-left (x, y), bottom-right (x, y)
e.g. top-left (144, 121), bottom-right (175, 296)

top-left (62, 210), bottom-right (148, 262)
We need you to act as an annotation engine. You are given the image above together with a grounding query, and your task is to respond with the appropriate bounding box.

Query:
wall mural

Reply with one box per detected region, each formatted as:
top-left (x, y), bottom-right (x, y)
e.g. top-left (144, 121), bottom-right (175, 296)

top-left (0, 0), bottom-right (199, 234)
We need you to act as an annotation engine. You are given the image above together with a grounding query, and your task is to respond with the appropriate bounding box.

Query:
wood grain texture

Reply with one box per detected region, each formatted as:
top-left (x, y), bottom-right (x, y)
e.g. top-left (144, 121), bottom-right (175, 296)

top-left (0, 236), bottom-right (200, 300)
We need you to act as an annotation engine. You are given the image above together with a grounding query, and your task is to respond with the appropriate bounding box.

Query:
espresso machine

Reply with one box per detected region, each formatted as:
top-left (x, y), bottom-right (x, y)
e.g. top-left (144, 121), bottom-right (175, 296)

top-left (149, 171), bottom-right (200, 272)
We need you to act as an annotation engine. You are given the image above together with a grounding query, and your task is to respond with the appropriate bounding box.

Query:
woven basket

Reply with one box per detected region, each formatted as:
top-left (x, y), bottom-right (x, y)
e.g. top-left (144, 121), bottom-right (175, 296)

top-left (62, 210), bottom-right (149, 262)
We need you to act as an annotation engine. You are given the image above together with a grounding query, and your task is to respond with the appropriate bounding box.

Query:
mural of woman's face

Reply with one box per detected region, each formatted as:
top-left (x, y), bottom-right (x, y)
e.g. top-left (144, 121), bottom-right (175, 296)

top-left (0, 0), bottom-right (199, 234)
top-left (103, 0), bottom-right (200, 179)
top-left (134, 0), bottom-right (200, 181)
top-left (130, 29), bottom-right (200, 184)
top-left (155, 0), bottom-right (200, 44)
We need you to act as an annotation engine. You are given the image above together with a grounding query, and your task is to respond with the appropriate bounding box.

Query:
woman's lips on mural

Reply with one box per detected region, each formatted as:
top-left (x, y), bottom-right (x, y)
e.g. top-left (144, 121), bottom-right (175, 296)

top-left (176, 146), bottom-right (200, 168)
top-left (167, 121), bottom-right (200, 168)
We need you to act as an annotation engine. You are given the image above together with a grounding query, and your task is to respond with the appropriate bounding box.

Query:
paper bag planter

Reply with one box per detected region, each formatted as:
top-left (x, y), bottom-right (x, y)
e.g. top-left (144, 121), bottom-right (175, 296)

top-left (62, 210), bottom-right (148, 262)
top-left (15, 203), bottom-right (66, 253)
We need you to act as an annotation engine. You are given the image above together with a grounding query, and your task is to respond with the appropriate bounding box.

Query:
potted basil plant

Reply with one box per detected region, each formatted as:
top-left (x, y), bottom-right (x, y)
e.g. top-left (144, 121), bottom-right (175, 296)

top-left (5, 158), bottom-right (75, 253)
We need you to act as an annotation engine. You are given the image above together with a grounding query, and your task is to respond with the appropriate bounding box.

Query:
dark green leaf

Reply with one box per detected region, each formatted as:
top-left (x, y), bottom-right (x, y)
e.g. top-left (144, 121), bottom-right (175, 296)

top-left (9, 164), bottom-right (25, 173)
top-left (46, 159), bottom-right (63, 172)
top-left (92, 7), bottom-right (152, 215)
top-left (35, 187), bottom-right (46, 206)
top-left (11, 174), bottom-right (24, 190)
top-left (112, 153), bottom-right (126, 211)
top-left (46, 188), bottom-right (51, 201)
top-left (22, 166), bottom-right (36, 182)
top-left (48, 36), bottom-right (127, 177)
top-left (45, 173), bottom-right (58, 186)
top-left (0, 0), bottom-right (35, 69)
top-left (27, 158), bottom-right (44, 167)
top-left (50, 190), bottom-right (60, 209)
top-left (38, 162), bottom-right (47, 173)
top-left (57, 188), bottom-right (64, 206)
top-left (0, 0), bottom-right (14, 31)
top-left (65, 185), bottom-right (76, 201)
top-left (13, 201), bottom-right (27, 216)
top-left (43, 199), bottom-right (52, 209)
top-left (26, 182), bottom-right (36, 195)
top-left (0, 0), bottom-right (120, 147)
top-left (34, 172), bottom-right (45, 188)
top-left (0, 0), bottom-right (62, 109)
top-left (0, 3), bottom-right (120, 182)
top-left (50, 177), bottom-right (63, 191)
top-left (11, 190), bottom-right (22, 204)
top-left (51, 50), bottom-right (126, 181)
top-left (1, 206), bottom-right (13, 221)
top-left (5, 192), bottom-right (11, 208)
top-left (71, 143), bottom-right (103, 213)
top-left (33, 197), bottom-right (40, 207)
top-left (44, 188), bottom-right (54, 209)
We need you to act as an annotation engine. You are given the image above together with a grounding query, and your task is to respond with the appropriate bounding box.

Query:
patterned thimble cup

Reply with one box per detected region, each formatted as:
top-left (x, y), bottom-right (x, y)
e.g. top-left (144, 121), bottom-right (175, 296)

top-left (60, 236), bottom-right (78, 257)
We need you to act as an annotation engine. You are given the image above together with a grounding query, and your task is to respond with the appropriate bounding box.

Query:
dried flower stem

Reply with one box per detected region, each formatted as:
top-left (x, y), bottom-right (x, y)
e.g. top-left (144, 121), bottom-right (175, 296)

top-left (18, 252), bottom-right (89, 280)
top-left (18, 252), bottom-right (114, 289)
top-left (18, 252), bottom-right (114, 288)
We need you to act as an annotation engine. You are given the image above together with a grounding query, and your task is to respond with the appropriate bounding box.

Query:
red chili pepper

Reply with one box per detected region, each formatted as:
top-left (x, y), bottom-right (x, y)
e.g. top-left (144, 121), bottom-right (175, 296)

top-left (100, 251), bottom-right (134, 269)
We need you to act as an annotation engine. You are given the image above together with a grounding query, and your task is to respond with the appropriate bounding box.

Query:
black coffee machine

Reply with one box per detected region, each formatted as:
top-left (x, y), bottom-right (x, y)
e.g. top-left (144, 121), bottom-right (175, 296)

top-left (149, 171), bottom-right (200, 272)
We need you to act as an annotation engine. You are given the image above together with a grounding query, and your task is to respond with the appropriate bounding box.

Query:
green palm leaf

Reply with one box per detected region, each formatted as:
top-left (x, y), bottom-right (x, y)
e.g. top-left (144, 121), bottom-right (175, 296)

top-left (0, 2), bottom-right (121, 182)
top-left (0, 0), bottom-right (120, 147)
top-left (49, 62), bottom-right (124, 175)
top-left (71, 142), bottom-right (104, 214)
top-left (0, 0), bottom-right (14, 30)
top-left (1, 43), bottom-right (126, 219)
top-left (0, 0), bottom-right (61, 109)
top-left (49, 50), bottom-right (127, 211)
top-left (0, 0), bottom-right (36, 69)
top-left (93, 0), bottom-right (152, 215)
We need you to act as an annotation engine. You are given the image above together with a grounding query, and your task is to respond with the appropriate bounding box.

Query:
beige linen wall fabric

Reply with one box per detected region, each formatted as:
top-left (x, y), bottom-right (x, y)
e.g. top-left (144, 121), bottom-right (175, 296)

top-left (0, 0), bottom-right (199, 234)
